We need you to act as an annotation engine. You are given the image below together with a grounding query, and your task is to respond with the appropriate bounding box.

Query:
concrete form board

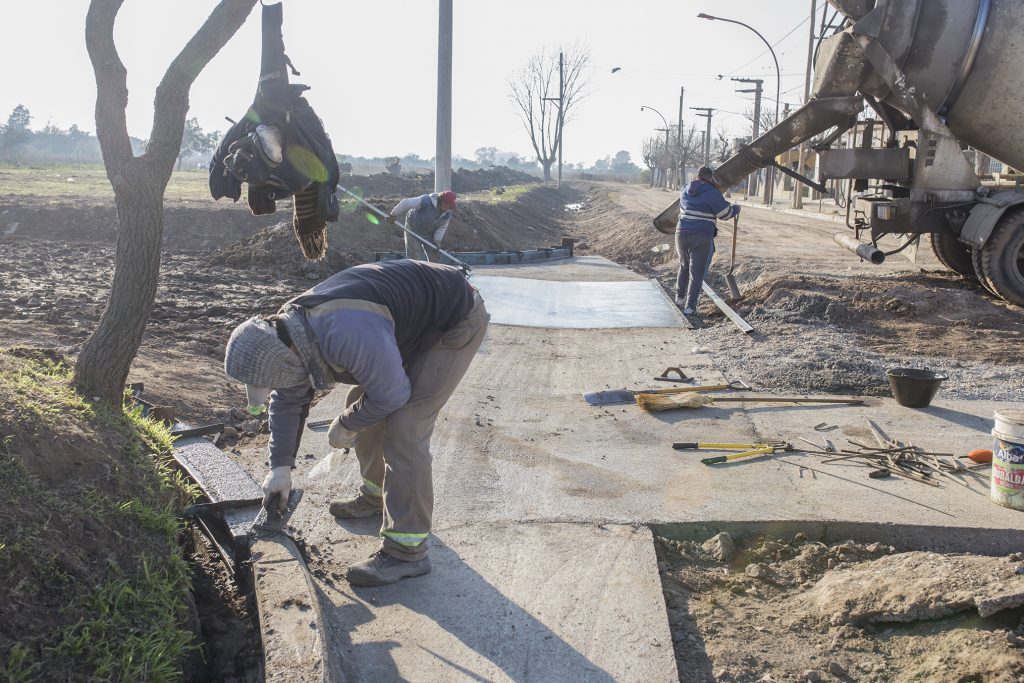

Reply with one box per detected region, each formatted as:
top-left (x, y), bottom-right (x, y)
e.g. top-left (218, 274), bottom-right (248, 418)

top-left (173, 436), bottom-right (262, 540)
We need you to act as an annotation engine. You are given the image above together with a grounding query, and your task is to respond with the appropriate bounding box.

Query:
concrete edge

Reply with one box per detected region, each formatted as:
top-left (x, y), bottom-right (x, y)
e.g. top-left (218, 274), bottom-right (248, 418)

top-left (250, 534), bottom-right (336, 682)
top-left (650, 520), bottom-right (1024, 556)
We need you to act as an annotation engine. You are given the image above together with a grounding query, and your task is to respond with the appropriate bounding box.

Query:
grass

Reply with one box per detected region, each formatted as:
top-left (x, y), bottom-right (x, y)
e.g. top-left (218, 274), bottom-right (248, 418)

top-left (464, 183), bottom-right (536, 204)
top-left (0, 350), bottom-right (198, 682)
top-left (0, 163), bottom-right (213, 203)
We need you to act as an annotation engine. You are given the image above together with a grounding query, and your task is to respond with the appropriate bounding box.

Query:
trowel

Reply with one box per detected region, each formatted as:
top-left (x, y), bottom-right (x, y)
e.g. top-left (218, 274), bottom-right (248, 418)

top-left (251, 488), bottom-right (303, 535)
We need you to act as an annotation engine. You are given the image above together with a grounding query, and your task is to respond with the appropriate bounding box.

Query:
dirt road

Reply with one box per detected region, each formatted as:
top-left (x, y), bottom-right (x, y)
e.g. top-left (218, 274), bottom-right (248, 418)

top-left (567, 182), bottom-right (1024, 401)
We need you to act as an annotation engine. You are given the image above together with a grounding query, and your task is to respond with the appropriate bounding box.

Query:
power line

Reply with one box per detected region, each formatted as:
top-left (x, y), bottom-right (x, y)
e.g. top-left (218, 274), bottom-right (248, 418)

top-left (720, 4), bottom-right (828, 78)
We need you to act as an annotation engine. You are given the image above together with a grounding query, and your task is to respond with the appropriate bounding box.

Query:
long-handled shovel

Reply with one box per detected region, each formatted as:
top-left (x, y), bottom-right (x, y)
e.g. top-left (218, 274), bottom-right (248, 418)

top-left (725, 215), bottom-right (741, 301)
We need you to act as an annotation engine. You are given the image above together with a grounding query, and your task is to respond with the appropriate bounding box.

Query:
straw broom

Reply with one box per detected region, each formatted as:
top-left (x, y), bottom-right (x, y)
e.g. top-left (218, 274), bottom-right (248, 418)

top-left (636, 393), bottom-right (863, 412)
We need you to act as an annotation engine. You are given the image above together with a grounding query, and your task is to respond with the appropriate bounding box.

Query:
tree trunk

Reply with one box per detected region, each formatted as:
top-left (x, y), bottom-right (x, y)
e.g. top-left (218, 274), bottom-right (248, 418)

top-left (75, 159), bottom-right (166, 402)
top-left (541, 160), bottom-right (553, 182)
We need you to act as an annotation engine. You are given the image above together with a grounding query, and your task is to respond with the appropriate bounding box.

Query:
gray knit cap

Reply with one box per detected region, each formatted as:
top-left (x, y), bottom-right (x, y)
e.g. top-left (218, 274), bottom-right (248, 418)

top-left (224, 317), bottom-right (308, 391)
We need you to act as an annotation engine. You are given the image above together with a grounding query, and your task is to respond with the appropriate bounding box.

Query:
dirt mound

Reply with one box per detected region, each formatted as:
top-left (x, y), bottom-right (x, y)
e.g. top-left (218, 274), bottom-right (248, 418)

top-left (657, 531), bottom-right (1024, 683)
top-left (338, 166), bottom-right (539, 199)
top-left (208, 221), bottom-right (350, 279)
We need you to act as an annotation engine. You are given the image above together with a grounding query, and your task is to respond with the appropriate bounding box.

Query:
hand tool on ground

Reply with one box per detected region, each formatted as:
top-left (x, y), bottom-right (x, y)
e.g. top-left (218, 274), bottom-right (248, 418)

top-left (797, 436), bottom-right (835, 452)
top-left (306, 418), bottom-right (332, 429)
top-left (653, 367), bottom-right (692, 383)
top-left (337, 185), bottom-right (471, 274)
top-left (251, 488), bottom-right (303, 535)
top-left (673, 441), bottom-right (794, 465)
top-left (181, 497), bottom-right (263, 518)
top-left (725, 215), bottom-right (742, 301)
top-left (583, 380), bottom-right (751, 406)
top-left (636, 392), bottom-right (864, 412)
top-left (966, 448), bottom-right (993, 464)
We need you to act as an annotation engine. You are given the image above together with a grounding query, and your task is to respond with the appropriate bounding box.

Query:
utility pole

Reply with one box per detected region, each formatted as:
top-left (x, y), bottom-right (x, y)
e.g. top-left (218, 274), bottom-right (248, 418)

top-left (557, 50), bottom-right (564, 189)
top-left (435, 0), bottom-right (453, 193)
top-left (691, 107), bottom-right (713, 168)
top-left (677, 86), bottom-right (685, 187)
top-left (793, 0), bottom-right (817, 208)
top-left (732, 77), bottom-right (763, 197)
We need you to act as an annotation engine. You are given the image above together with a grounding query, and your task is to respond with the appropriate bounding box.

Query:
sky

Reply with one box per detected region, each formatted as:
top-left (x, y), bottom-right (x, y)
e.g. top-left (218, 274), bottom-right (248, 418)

top-left (0, 0), bottom-right (827, 167)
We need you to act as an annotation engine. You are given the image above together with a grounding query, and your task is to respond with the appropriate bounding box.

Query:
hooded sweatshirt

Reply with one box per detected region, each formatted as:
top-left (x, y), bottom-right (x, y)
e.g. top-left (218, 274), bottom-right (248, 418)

top-left (676, 179), bottom-right (738, 238)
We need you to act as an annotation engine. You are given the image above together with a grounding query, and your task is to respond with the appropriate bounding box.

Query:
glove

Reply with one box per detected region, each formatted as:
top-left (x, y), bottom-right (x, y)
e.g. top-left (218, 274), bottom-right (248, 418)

top-left (328, 416), bottom-right (358, 449)
top-left (733, 204), bottom-right (741, 217)
top-left (262, 465), bottom-right (292, 514)
top-left (385, 214), bottom-right (397, 225)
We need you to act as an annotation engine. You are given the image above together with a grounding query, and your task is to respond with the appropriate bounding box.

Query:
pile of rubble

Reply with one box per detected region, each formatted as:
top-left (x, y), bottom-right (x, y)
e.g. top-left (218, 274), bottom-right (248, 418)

top-left (208, 222), bottom-right (349, 280)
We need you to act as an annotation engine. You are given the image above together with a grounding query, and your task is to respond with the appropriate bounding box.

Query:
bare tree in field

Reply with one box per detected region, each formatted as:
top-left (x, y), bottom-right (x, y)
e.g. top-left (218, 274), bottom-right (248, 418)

top-left (673, 123), bottom-right (703, 186)
top-left (76, 0), bottom-right (258, 402)
top-left (508, 46), bottom-right (590, 183)
top-left (640, 135), bottom-right (659, 188)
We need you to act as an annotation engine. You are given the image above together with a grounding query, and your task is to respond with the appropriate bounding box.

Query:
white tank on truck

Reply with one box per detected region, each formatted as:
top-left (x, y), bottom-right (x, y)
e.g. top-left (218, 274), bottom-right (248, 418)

top-left (655, 0), bottom-right (1024, 306)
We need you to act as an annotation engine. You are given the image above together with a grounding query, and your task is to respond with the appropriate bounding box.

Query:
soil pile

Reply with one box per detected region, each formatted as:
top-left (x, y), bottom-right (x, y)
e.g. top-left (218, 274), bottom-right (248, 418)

top-left (657, 531), bottom-right (1024, 683)
top-left (337, 166), bottom-right (539, 198)
top-left (683, 272), bottom-right (1024, 401)
top-left (209, 221), bottom-right (350, 279)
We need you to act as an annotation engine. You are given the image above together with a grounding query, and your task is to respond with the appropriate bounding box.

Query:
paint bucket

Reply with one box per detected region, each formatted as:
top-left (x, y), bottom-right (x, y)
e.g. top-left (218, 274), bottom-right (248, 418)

top-left (991, 408), bottom-right (1024, 511)
top-left (886, 368), bottom-right (947, 408)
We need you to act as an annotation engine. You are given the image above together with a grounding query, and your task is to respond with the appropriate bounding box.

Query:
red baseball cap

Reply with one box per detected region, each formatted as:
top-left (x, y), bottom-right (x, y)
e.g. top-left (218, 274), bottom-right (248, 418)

top-left (439, 190), bottom-right (457, 207)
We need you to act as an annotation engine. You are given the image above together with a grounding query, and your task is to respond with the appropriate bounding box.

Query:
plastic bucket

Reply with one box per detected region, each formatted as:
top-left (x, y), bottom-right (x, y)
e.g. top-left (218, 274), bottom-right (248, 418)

top-left (886, 368), bottom-right (947, 408)
top-left (991, 408), bottom-right (1024, 512)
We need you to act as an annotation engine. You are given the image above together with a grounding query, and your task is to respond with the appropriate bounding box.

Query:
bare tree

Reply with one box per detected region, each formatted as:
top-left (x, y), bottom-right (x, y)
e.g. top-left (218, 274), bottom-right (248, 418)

top-left (640, 136), bottom-right (659, 188)
top-left (508, 45), bottom-right (590, 183)
top-left (673, 124), bottom-right (703, 185)
top-left (75, 0), bottom-right (258, 402)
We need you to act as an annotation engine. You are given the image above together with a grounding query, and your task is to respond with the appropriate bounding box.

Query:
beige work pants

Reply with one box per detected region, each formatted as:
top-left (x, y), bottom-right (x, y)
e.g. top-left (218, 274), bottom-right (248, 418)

top-left (345, 291), bottom-right (489, 560)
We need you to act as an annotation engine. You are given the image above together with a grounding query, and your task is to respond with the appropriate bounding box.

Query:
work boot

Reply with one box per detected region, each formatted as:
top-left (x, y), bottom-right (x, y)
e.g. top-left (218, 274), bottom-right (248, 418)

top-left (329, 494), bottom-right (383, 519)
top-left (345, 550), bottom-right (431, 587)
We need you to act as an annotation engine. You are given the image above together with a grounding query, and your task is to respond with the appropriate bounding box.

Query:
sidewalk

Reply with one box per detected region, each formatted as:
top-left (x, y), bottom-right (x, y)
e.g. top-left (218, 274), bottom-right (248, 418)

top-left (730, 194), bottom-right (849, 224)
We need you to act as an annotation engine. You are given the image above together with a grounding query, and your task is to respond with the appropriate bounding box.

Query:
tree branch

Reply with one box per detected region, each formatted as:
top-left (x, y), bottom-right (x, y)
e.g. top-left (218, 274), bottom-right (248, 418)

top-left (85, 0), bottom-right (132, 183)
top-left (148, 0), bottom-right (258, 171)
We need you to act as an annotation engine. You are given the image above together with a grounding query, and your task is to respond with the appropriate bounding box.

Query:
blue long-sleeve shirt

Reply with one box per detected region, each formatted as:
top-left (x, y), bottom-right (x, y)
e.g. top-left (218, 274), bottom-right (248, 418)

top-left (677, 179), bottom-right (739, 238)
top-left (266, 260), bottom-right (474, 467)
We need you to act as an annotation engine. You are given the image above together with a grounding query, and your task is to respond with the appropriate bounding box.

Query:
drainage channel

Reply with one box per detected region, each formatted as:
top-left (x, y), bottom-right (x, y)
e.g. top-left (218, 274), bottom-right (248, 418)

top-left (649, 521), bottom-right (1024, 683)
top-left (147, 379), bottom-right (334, 683)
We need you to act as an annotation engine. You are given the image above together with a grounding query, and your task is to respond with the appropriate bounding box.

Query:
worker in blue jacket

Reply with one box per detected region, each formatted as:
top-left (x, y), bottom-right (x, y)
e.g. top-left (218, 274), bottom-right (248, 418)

top-left (676, 167), bottom-right (740, 315)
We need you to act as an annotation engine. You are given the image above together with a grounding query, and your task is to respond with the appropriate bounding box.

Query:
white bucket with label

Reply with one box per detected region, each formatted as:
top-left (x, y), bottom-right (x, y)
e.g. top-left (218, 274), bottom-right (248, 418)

top-left (991, 408), bottom-right (1024, 511)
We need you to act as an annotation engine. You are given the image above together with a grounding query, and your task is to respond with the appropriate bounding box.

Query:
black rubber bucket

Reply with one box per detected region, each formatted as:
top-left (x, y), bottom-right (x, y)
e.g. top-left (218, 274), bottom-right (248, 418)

top-left (886, 368), bottom-right (948, 408)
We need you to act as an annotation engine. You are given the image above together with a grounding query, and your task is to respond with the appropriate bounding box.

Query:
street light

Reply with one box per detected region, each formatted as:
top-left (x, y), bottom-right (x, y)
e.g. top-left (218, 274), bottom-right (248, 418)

top-left (641, 105), bottom-right (672, 187)
top-left (698, 12), bottom-right (781, 204)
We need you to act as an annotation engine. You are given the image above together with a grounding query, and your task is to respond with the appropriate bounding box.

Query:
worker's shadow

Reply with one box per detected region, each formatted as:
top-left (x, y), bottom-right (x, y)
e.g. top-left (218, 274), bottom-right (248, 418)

top-left (321, 538), bottom-right (617, 683)
top-left (917, 404), bottom-right (993, 431)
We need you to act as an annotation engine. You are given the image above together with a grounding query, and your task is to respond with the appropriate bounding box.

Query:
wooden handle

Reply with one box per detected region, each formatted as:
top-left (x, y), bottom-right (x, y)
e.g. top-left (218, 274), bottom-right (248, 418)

top-left (710, 397), bottom-right (863, 405)
top-left (637, 384), bottom-right (730, 396)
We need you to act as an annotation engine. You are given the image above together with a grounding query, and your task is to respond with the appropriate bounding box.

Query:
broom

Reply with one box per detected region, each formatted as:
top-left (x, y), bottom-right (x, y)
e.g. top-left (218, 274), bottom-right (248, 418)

top-left (636, 393), bottom-right (863, 412)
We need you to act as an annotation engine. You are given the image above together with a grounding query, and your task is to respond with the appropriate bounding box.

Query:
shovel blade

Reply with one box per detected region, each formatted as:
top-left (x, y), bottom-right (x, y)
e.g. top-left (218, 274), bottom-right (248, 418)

top-left (583, 389), bottom-right (636, 406)
top-left (725, 275), bottom-right (742, 302)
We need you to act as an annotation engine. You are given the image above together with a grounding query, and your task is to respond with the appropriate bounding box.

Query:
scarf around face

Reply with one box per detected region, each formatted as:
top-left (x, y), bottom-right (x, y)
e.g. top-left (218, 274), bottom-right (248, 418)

top-left (277, 304), bottom-right (333, 391)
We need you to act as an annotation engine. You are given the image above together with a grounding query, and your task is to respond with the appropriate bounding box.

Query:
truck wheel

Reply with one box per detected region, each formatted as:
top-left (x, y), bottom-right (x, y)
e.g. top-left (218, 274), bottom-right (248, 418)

top-left (971, 246), bottom-right (1000, 297)
top-left (979, 208), bottom-right (1024, 306)
top-left (930, 231), bottom-right (976, 279)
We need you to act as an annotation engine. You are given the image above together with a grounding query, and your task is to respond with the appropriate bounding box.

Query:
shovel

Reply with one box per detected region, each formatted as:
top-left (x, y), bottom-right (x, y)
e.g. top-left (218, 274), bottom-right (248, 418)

top-left (583, 380), bottom-right (750, 406)
top-left (725, 215), bottom-right (741, 301)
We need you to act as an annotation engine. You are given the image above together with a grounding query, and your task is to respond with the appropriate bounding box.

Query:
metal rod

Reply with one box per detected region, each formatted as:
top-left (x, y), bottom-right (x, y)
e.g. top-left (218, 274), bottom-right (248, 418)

top-left (701, 281), bottom-right (754, 333)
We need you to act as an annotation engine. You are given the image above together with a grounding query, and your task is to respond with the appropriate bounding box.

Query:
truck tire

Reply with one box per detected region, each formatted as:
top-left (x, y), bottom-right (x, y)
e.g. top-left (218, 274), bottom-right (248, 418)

top-left (978, 207), bottom-right (1024, 306)
top-left (971, 246), bottom-right (1000, 297)
top-left (929, 231), bottom-right (976, 279)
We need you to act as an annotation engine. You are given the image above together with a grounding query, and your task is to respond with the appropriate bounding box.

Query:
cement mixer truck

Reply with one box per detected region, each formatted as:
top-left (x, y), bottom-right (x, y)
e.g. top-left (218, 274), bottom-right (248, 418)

top-left (655, 0), bottom-right (1024, 306)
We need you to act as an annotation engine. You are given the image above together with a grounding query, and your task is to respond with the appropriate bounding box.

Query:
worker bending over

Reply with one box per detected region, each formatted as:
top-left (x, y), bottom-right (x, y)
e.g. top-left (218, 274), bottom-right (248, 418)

top-left (676, 166), bottom-right (740, 315)
top-left (224, 260), bottom-right (489, 586)
top-left (387, 190), bottom-right (457, 260)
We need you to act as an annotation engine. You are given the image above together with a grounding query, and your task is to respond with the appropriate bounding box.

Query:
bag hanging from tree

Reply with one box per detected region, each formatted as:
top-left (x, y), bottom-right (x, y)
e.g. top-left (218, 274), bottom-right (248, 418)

top-left (209, 1), bottom-right (340, 260)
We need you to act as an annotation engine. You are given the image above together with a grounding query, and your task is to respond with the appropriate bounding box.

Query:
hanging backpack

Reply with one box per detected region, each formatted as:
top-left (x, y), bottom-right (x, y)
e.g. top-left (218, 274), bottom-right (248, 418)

top-left (209, 1), bottom-right (339, 260)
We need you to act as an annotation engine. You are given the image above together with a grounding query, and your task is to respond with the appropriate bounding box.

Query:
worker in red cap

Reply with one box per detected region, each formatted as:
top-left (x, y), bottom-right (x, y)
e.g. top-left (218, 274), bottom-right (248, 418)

top-left (386, 190), bottom-right (457, 261)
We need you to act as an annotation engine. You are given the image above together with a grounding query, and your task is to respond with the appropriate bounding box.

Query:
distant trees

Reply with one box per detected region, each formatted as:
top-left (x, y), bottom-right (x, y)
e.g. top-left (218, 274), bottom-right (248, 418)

top-left (74, 0), bottom-right (258, 403)
top-left (508, 45), bottom-right (591, 183)
top-left (1, 105), bottom-right (33, 162)
top-left (474, 146), bottom-right (498, 166)
top-left (176, 117), bottom-right (219, 170)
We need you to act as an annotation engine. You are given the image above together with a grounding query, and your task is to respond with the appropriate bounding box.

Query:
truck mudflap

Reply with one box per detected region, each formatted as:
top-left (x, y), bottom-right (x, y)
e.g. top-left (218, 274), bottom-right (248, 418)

top-left (961, 191), bottom-right (1024, 249)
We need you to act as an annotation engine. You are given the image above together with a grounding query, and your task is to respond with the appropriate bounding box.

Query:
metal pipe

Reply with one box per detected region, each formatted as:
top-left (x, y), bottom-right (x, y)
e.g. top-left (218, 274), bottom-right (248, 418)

top-left (833, 232), bottom-right (885, 264)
